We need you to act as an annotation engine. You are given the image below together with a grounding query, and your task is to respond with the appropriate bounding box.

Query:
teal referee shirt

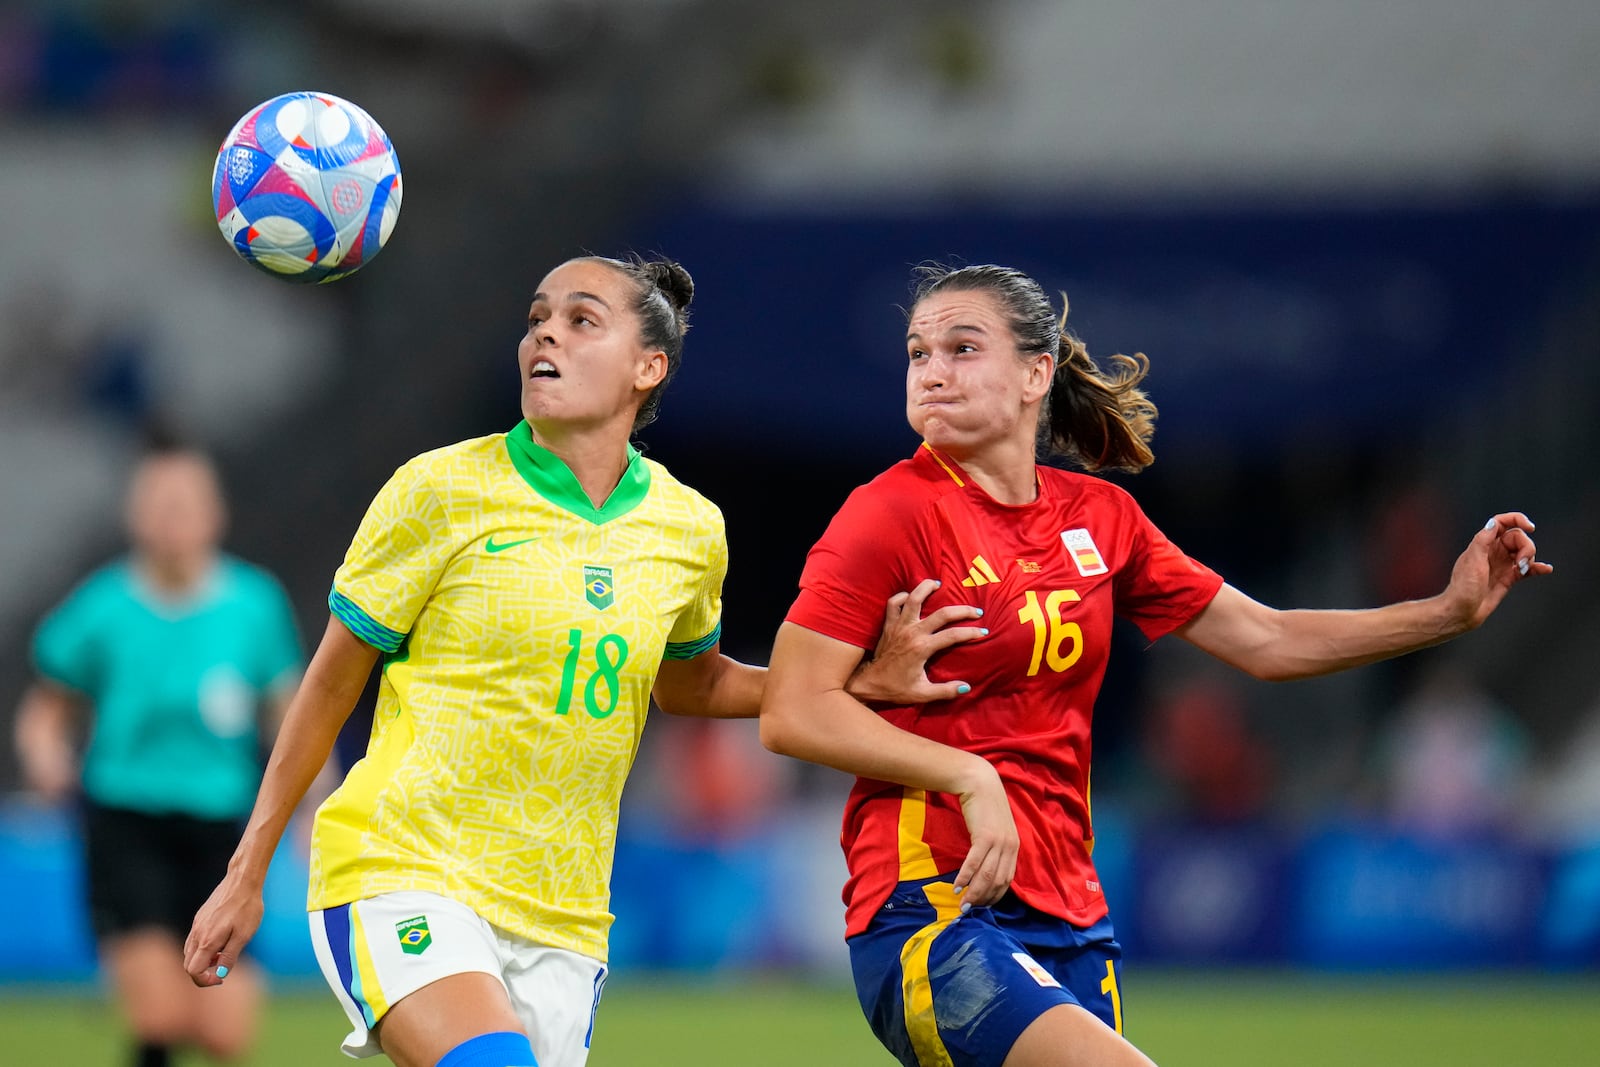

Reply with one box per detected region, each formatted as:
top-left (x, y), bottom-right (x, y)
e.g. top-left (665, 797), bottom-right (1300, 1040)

top-left (31, 555), bottom-right (303, 820)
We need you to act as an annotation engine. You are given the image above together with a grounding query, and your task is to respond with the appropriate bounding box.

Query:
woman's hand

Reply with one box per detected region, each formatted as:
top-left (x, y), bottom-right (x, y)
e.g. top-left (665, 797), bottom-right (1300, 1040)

top-left (14, 684), bottom-right (80, 804)
top-left (183, 870), bottom-right (266, 986)
top-left (951, 755), bottom-right (1019, 910)
top-left (1440, 512), bottom-right (1552, 632)
top-left (848, 579), bottom-right (986, 704)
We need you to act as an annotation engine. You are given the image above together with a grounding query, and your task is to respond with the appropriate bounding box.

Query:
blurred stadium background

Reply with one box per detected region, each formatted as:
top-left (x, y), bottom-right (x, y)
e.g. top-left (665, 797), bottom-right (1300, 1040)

top-left (2, 1), bottom-right (1599, 1063)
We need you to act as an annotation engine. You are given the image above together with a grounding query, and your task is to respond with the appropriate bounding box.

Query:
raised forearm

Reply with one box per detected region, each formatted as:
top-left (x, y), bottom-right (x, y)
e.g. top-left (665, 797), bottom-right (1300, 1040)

top-left (1267, 597), bottom-right (1465, 680)
top-left (1186, 584), bottom-right (1467, 683)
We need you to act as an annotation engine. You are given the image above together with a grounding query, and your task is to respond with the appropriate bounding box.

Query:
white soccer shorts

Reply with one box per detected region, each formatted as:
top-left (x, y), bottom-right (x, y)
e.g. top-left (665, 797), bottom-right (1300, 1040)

top-left (309, 890), bottom-right (608, 1067)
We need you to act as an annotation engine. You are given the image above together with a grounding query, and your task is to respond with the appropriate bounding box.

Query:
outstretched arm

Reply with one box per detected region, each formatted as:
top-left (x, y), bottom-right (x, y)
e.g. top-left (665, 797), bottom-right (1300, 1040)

top-left (184, 615), bottom-right (377, 986)
top-left (1178, 511), bottom-right (1551, 681)
top-left (760, 621), bottom-right (1016, 908)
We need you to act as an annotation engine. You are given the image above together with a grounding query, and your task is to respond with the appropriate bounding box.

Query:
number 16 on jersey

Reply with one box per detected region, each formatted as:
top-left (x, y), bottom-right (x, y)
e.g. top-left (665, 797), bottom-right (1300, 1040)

top-left (1017, 589), bottom-right (1083, 676)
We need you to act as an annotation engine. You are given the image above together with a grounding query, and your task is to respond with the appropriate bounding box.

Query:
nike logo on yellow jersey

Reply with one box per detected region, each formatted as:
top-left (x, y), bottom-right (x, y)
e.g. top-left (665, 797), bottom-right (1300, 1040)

top-left (484, 534), bottom-right (537, 553)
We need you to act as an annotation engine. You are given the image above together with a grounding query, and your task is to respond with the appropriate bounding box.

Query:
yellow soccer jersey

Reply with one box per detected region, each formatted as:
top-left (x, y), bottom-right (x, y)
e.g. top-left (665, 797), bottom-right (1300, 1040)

top-left (308, 421), bottom-right (726, 961)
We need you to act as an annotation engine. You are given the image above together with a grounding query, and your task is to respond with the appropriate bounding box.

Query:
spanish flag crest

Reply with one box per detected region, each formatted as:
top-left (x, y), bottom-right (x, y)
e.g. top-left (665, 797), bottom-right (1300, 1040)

top-left (1059, 528), bottom-right (1108, 577)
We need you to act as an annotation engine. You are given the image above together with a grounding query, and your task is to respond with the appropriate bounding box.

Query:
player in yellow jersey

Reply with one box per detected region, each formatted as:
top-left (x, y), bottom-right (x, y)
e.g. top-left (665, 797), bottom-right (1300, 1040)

top-left (182, 254), bottom-right (981, 1067)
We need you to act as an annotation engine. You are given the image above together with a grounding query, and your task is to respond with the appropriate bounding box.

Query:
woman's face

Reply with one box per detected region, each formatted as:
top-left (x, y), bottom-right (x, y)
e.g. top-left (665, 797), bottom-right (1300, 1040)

top-left (904, 288), bottom-right (1051, 457)
top-left (126, 454), bottom-right (225, 565)
top-left (518, 259), bottom-right (665, 432)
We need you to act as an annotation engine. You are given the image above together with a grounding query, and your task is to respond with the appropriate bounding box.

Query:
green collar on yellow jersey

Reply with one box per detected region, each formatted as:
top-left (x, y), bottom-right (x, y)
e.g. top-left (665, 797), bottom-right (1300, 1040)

top-left (504, 420), bottom-right (651, 524)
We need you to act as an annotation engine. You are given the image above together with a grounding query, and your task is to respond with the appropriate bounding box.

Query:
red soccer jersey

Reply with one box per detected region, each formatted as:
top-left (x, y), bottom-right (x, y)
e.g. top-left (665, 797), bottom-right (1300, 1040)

top-left (786, 444), bottom-right (1224, 937)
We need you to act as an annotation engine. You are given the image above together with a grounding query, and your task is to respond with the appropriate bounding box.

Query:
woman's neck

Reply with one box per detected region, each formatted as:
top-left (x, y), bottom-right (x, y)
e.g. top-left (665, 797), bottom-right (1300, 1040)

top-left (936, 437), bottom-right (1039, 505)
top-left (528, 420), bottom-right (634, 509)
top-left (134, 552), bottom-right (215, 599)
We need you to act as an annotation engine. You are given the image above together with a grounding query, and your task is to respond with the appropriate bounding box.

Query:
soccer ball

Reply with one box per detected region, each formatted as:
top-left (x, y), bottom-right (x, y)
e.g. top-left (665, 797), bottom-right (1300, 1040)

top-left (212, 91), bottom-right (402, 283)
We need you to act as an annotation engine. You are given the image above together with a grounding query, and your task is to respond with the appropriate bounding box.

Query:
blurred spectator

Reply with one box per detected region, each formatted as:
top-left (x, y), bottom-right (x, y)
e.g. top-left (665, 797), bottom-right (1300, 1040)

top-left (614, 717), bottom-right (797, 969)
top-left (1532, 692), bottom-right (1600, 965)
top-left (12, 439), bottom-right (303, 1067)
top-left (1365, 477), bottom-right (1455, 608)
top-left (0, 278), bottom-right (91, 413)
top-left (654, 716), bottom-right (791, 844)
top-left (1374, 662), bottom-right (1530, 840)
top-left (0, 281), bottom-right (154, 426)
top-left (1143, 673), bottom-right (1273, 825)
top-left (1531, 692), bottom-right (1600, 846)
top-left (81, 319), bottom-right (155, 427)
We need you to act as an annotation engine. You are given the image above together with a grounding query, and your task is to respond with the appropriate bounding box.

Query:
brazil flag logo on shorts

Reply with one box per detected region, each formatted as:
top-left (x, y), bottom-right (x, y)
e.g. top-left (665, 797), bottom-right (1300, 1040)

top-left (396, 915), bottom-right (432, 955)
top-left (584, 565), bottom-right (614, 610)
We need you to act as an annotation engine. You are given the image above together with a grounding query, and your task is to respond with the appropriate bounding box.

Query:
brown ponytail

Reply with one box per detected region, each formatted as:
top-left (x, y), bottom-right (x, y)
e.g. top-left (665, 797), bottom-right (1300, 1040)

top-left (910, 263), bottom-right (1159, 473)
top-left (1045, 302), bottom-right (1156, 472)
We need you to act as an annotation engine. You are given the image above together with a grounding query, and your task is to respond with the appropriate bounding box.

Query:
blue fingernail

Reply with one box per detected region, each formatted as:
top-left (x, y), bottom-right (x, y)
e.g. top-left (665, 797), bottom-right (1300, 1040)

top-left (933, 580), bottom-right (942, 587)
top-left (216, 965), bottom-right (229, 979)
top-left (979, 628), bottom-right (989, 636)
top-left (959, 902), bottom-right (972, 915)
top-left (974, 608), bottom-right (984, 617)
top-left (957, 684), bottom-right (971, 695)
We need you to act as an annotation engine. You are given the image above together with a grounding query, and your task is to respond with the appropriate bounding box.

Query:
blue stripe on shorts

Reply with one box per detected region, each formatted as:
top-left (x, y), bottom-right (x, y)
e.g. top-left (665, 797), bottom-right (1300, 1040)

top-left (585, 965), bottom-right (608, 1048)
top-left (321, 903), bottom-right (376, 1028)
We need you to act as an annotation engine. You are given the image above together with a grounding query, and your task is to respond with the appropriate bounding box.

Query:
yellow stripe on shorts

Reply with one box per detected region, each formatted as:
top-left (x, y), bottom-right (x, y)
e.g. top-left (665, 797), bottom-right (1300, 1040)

top-left (350, 904), bottom-right (391, 1023)
top-left (899, 881), bottom-right (966, 1067)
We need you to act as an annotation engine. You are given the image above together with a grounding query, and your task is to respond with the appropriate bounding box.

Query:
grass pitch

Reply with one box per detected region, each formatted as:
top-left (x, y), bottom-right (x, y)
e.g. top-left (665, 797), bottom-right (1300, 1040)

top-left (2, 970), bottom-right (1596, 1066)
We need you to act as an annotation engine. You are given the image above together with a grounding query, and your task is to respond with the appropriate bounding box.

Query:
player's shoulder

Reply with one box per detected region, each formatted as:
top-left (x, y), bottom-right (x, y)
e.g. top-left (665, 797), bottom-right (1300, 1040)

top-left (840, 452), bottom-right (950, 520)
top-left (1041, 465), bottom-right (1144, 516)
top-left (372, 434), bottom-right (513, 513)
top-left (395, 432), bottom-right (507, 480)
top-left (64, 557), bottom-right (137, 604)
top-left (38, 557), bottom-right (135, 631)
top-left (640, 456), bottom-right (725, 530)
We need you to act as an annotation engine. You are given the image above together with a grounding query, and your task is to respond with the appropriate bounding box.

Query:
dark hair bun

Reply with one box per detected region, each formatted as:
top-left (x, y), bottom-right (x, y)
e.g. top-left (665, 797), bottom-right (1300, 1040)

top-left (643, 258), bottom-right (694, 314)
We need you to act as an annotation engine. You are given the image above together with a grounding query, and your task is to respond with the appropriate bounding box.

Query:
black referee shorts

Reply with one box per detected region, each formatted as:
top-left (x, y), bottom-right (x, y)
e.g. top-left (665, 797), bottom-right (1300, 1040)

top-left (83, 801), bottom-right (242, 941)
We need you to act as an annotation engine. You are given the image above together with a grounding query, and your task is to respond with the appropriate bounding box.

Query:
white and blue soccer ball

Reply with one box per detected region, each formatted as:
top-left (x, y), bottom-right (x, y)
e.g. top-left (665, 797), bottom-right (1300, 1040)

top-left (212, 91), bottom-right (402, 284)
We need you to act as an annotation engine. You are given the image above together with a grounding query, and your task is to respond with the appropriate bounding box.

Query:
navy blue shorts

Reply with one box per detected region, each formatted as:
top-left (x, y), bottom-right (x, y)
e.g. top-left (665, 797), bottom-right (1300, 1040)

top-left (848, 877), bottom-right (1124, 1067)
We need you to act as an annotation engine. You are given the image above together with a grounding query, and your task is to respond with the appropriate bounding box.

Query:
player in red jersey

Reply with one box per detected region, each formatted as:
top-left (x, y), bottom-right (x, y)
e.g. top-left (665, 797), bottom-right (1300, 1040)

top-left (760, 263), bottom-right (1551, 1067)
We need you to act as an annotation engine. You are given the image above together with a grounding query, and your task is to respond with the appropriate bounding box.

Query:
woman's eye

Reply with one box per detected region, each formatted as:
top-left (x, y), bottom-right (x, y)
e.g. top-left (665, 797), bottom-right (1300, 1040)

top-left (909, 349), bottom-right (926, 361)
top-left (528, 316), bottom-right (544, 329)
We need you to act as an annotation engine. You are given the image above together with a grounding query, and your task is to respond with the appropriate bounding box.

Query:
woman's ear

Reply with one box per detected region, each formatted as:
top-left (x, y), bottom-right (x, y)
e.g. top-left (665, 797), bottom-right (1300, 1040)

top-left (635, 349), bottom-right (669, 391)
top-left (1024, 351), bottom-right (1054, 404)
